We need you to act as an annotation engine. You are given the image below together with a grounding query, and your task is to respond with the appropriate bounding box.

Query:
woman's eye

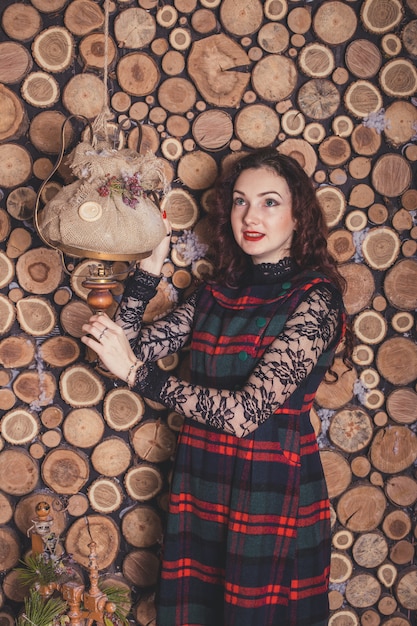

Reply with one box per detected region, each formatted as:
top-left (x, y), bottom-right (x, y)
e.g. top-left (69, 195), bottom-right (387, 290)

top-left (233, 197), bottom-right (245, 206)
top-left (265, 198), bottom-right (277, 207)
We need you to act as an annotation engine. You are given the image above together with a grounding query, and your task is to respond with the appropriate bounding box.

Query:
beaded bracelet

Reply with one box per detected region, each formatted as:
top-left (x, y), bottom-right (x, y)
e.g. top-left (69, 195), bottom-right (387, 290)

top-left (126, 361), bottom-right (139, 389)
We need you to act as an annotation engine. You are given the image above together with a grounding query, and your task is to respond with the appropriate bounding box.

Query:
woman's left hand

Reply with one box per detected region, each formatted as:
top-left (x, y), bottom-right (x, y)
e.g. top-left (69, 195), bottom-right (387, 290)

top-left (81, 313), bottom-right (140, 382)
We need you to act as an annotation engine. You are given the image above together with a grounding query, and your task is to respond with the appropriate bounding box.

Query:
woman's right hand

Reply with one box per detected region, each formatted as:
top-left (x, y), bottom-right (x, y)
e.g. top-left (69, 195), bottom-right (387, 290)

top-left (139, 212), bottom-right (171, 276)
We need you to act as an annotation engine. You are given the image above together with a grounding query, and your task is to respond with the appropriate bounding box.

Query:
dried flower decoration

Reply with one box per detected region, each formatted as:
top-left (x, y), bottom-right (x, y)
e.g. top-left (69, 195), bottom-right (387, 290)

top-left (362, 108), bottom-right (390, 134)
top-left (173, 230), bottom-right (208, 265)
top-left (97, 172), bottom-right (144, 208)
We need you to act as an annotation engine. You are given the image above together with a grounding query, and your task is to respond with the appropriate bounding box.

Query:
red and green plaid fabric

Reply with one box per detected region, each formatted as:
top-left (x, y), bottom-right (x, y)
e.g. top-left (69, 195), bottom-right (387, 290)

top-left (157, 272), bottom-right (344, 625)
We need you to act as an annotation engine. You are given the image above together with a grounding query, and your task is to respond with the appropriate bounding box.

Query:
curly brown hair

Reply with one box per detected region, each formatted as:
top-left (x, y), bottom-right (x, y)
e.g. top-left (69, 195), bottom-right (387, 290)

top-left (209, 148), bottom-right (345, 293)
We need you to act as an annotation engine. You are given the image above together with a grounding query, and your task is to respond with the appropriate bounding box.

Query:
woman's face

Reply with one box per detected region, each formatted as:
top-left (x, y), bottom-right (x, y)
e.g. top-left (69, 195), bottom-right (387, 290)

top-left (230, 167), bottom-right (296, 264)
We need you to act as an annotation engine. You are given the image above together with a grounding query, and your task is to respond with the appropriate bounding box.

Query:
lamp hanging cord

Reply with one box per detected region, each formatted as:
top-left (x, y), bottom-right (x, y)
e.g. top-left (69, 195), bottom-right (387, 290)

top-left (91, 0), bottom-right (114, 147)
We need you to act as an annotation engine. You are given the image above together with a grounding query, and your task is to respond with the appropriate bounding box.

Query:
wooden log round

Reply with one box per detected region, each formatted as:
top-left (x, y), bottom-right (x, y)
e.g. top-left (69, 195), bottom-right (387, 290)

top-left (297, 78), bottom-right (340, 120)
top-left (13, 370), bottom-right (56, 407)
top-left (378, 588), bottom-right (398, 615)
top-left (379, 58), bottom-right (417, 98)
top-left (350, 455), bottom-right (371, 478)
top-left (252, 55), bottom-right (297, 102)
top-left (361, 0), bottom-right (404, 33)
top-left (39, 336), bottom-right (80, 368)
top-left (116, 52), bottom-right (160, 97)
top-left (88, 477), bottom-right (124, 514)
top-left (63, 408), bottom-right (105, 449)
top-left (187, 35), bottom-right (250, 108)
top-left (16, 247), bottom-right (63, 294)
top-left (41, 405), bottom-right (64, 429)
top-left (386, 388), bottom-right (417, 425)
top-left (0, 335), bottom-right (35, 368)
top-left (377, 566), bottom-right (398, 591)
top-left (131, 419), bottom-right (177, 463)
top-left (177, 151), bottom-right (218, 189)
top-left (345, 572), bottom-right (382, 609)
top-left (344, 80), bottom-right (383, 118)
top-left (192, 110), bottom-right (233, 151)
top-left (320, 449), bottom-right (352, 499)
top-left (6, 227), bottom-right (32, 258)
top-left (0, 492), bottom-right (14, 525)
top-left (278, 138), bottom-right (317, 176)
top-left (371, 154), bottom-right (411, 198)
top-left (318, 136), bottom-right (351, 167)
top-left (1, 407), bottom-right (40, 445)
top-left (329, 551), bottom-right (353, 584)
top-left (384, 101), bottom-right (417, 147)
top-left (65, 514), bottom-right (120, 570)
top-left (125, 464), bottom-right (164, 502)
top-left (103, 387), bottom-right (145, 431)
top-left (0, 84), bottom-right (28, 143)
top-left (394, 567), bottom-right (417, 610)
top-left (351, 124), bottom-right (381, 156)
top-left (0, 208), bottom-right (11, 243)
top-left (376, 337), bottom-right (417, 385)
top-left (114, 7), bottom-right (156, 49)
top-left (59, 364), bottom-right (105, 408)
top-left (352, 310), bottom-right (387, 345)
top-left (313, 1), bottom-right (357, 45)
top-left (32, 26), bottom-right (74, 73)
top-left (0, 448), bottom-right (39, 496)
top-left (328, 406), bottom-right (373, 454)
top-left (1, 3), bottom-right (42, 42)
top-left (64, 0), bottom-right (104, 36)
top-left (315, 186), bottom-right (345, 228)
top-left (352, 531), bottom-right (389, 569)
top-left (134, 593), bottom-right (157, 626)
top-left (122, 549), bottom-right (160, 588)
top-left (41, 447), bottom-right (89, 495)
top-left (402, 19), bottom-right (417, 56)
top-left (0, 143), bottom-right (32, 188)
top-left (235, 104), bottom-right (280, 149)
top-left (345, 210), bottom-right (367, 232)
top-left (336, 484), bottom-right (386, 532)
top-left (0, 526), bottom-right (20, 573)
top-left (385, 475), bottom-right (417, 508)
top-left (298, 42), bottom-right (334, 78)
top-left (161, 188), bottom-right (199, 230)
top-left (370, 425), bottom-right (417, 474)
top-left (0, 41), bottom-right (32, 86)
top-left (219, 0), bottom-right (263, 36)
top-left (257, 22), bottom-right (289, 54)
top-left (79, 33), bottom-right (117, 70)
top-left (121, 504), bottom-right (163, 548)
top-left (332, 528), bottom-right (354, 551)
top-left (345, 39), bottom-right (382, 79)
top-left (0, 295), bottom-right (15, 336)
top-left (91, 437), bottom-right (132, 477)
top-left (384, 259), bottom-right (417, 311)
top-left (62, 73), bottom-right (105, 119)
top-left (21, 71), bottom-right (60, 108)
top-left (315, 357), bottom-right (356, 409)
top-left (390, 540), bottom-right (415, 565)
top-left (382, 509), bottom-right (412, 542)
top-left (328, 609), bottom-right (360, 626)
top-left (327, 229), bottom-right (355, 263)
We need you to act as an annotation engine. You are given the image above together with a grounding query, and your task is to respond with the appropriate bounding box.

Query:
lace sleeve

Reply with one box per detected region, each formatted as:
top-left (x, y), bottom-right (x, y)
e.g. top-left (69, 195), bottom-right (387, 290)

top-left (115, 268), bottom-right (198, 360)
top-left (142, 285), bottom-right (344, 437)
top-left (137, 290), bottom-right (198, 362)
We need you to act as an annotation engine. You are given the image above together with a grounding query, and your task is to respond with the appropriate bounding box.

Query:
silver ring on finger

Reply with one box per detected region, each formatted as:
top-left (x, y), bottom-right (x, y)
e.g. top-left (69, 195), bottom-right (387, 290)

top-left (99, 328), bottom-right (107, 341)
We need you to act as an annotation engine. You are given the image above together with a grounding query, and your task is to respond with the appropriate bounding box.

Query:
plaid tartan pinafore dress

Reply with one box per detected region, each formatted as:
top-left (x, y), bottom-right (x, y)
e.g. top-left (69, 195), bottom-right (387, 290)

top-left (157, 269), bottom-right (344, 626)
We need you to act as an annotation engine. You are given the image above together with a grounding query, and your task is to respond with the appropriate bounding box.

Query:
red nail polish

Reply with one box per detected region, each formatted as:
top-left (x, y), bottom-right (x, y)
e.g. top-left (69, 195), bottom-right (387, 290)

top-left (162, 210), bottom-right (167, 219)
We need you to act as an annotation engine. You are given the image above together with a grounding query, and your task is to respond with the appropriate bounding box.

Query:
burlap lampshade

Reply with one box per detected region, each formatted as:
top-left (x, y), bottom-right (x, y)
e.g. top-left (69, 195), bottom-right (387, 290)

top-left (37, 138), bottom-right (169, 262)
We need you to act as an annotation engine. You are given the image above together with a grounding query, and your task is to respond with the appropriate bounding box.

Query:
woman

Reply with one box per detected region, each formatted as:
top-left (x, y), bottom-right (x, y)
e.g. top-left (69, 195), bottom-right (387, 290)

top-left (82, 148), bottom-right (348, 626)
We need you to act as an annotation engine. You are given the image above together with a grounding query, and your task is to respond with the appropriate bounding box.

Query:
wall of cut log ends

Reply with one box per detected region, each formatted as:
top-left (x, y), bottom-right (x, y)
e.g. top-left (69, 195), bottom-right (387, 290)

top-left (0, 0), bottom-right (416, 623)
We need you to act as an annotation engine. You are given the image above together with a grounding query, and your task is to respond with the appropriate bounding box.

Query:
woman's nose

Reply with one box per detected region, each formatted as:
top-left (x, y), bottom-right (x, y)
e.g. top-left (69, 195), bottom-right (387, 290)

top-left (242, 203), bottom-right (259, 224)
